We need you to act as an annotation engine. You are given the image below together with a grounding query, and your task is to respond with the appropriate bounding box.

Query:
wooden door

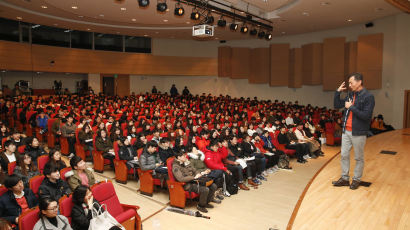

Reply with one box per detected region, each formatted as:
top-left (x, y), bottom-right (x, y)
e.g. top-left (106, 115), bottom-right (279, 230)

top-left (404, 90), bottom-right (410, 128)
top-left (103, 77), bottom-right (115, 96)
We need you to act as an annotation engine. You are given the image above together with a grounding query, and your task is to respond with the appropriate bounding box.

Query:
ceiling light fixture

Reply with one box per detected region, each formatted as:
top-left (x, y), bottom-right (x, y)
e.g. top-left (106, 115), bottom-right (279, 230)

top-left (217, 16), bottom-right (226, 27)
top-left (240, 23), bottom-right (248, 33)
top-left (41, 5), bottom-right (47, 9)
top-left (163, 19), bottom-right (168, 22)
top-left (191, 11), bottom-right (200, 20)
top-left (265, 33), bottom-right (272, 40)
top-left (16, 16), bottom-right (22, 20)
top-left (258, 30), bottom-right (266, 39)
top-left (157, 1), bottom-right (167, 12)
top-left (121, 7), bottom-right (126, 10)
top-left (138, 0), bottom-right (150, 7)
top-left (230, 22), bottom-right (238, 31)
top-left (71, 6), bottom-right (78, 9)
top-left (174, 2), bottom-right (184, 16)
top-left (302, 12), bottom-right (309, 16)
top-left (132, 18), bottom-right (137, 21)
top-left (347, 19), bottom-right (352, 22)
top-left (249, 28), bottom-right (257, 36)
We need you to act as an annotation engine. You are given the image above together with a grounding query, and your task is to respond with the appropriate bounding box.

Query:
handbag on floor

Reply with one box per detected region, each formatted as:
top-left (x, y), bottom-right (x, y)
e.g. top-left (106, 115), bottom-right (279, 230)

top-left (89, 203), bottom-right (125, 230)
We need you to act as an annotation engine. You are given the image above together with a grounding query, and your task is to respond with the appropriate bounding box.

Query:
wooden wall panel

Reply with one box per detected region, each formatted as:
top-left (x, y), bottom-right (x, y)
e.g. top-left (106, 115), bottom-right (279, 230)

top-left (289, 48), bottom-right (303, 88)
top-left (218, 46), bottom-right (232, 77)
top-left (0, 41), bottom-right (217, 76)
top-left (322, 37), bottom-right (346, 91)
top-left (116, 75), bottom-right (130, 97)
top-left (0, 41), bottom-right (32, 71)
top-left (270, 44), bottom-right (290, 86)
top-left (249, 48), bottom-right (270, 84)
top-left (345, 41), bottom-right (357, 76)
top-left (231, 47), bottom-right (251, 79)
top-left (357, 33), bottom-right (383, 89)
top-left (302, 43), bottom-right (323, 85)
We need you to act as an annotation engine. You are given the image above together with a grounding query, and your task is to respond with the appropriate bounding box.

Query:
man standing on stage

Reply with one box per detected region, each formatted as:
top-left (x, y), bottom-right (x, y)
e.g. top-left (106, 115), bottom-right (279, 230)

top-left (332, 73), bottom-right (375, 190)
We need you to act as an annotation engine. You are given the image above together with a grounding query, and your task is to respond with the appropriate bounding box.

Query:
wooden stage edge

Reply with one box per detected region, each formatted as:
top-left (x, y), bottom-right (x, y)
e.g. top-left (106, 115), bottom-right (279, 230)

top-left (286, 149), bottom-right (341, 230)
top-left (286, 129), bottom-right (410, 230)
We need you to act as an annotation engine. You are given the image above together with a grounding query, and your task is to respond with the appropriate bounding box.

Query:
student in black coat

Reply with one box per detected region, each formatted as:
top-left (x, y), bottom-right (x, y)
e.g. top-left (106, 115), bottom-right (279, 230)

top-left (71, 185), bottom-right (103, 230)
top-left (38, 163), bottom-right (71, 201)
top-left (118, 138), bottom-right (138, 170)
top-left (0, 175), bottom-right (38, 226)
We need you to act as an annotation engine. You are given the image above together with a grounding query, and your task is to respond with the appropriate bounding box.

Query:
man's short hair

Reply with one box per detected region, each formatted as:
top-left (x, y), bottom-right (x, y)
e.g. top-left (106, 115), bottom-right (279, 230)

top-left (43, 162), bottom-right (59, 176)
top-left (146, 141), bottom-right (158, 149)
top-left (159, 137), bottom-right (170, 144)
top-left (4, 140), bottom-right (15, 148)
top-left (349, 72), bottom-right (363, 85)
top-left (4, 174), bottom-right (22, 189)
top-left (70, 156), bottom-right (82, 169)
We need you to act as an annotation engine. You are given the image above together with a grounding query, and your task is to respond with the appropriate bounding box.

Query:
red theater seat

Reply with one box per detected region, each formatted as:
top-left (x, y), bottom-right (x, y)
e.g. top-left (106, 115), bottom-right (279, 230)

top-left (18, 207), bottom-right (40, 230)
top-left (60, 167), bottom-right (72, 181)
top-left (136, 149), bottom-right (161, 196)
top-left (29, 175), bottom-right (45, 197)
top-left (59, 195), bottom-right (73, 224)
top-left (113, 142), bottom-right (137, 184)
top-left (8, 162), bottom-right (17, 175)
top-left (91, 180), bottom-right (142, 230)
top-left (0, 185), bottom-right (8, 196)
top-left (167, 157), bottom-right (199, 208)
top-left (37, 155), bottom-right (49, 174)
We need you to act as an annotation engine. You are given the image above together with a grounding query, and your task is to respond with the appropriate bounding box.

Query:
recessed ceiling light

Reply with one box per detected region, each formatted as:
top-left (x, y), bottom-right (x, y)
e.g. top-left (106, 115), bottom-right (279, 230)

top-left (78, 15), bottom-right (84, 18)
top-left (347, 19), bottom-right (352, 22)
top-left (163, 19), bottom-right (168, 22)
top-left (53, 23), bottom-right (58, 26)
top-left (166, 8), bottom-right (170, 12)
top-left (41, 5), bottom-right (48, 9)
top-left (121, 7), bottom-right (126, 11)
top-left (16, 16), bottom-right (22, 20)
top-left (186, 21), bottom-right (190, 24)
top-left (144, 34), bottom-right (148, 37)
top-left (99, 14), bottom-right (104, 17)
top-left (71, 6), bottom-right (78, 9)
top-left (131, 18), bottom-right (136, 21)
top-left (281, 31), bottom-right (286, 34)
top-left (240, 11), bottom-right (245, 14)
top-left (87, 28), bottom-right (91, 31)
top-left (320, 2), bottom-right (330, 6)
top-left (302, 12), bottom-right (310, 16)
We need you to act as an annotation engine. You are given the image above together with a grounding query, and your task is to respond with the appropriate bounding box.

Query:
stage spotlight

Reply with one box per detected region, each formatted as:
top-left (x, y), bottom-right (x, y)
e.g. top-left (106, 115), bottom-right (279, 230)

top-left (250, 28), bottom-right (257, 35)
top-left (206, 15), bottom-right (214, 25)
top-left (174, 6), bottom-right (184, 16)
top-left (217, 18), bottom-right (226, 27)
top-left (258, 30), bottom-right (265, 38)
top-left (157, 2), bottom-right (167, 12)
top-left (138, 0), bottom-right (149, 7)
top-left (265, 33), bottom-right (272, 40)
top-left (230, 23), bottom-right (238, 31)
top-left (191, 12), bottom-right (200, 20)
top-left (240, 25), bottom-right (248, 33)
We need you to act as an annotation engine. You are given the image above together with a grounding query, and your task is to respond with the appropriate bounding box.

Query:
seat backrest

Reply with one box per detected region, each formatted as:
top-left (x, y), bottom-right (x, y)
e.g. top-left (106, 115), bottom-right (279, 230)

top-left (18, 207), bottom-right (40, 230)
top-left (29, 175), bottom-right (45, 197)
top-left (167, 157), bottom-right (176, 182)
top-left (8, 162), bottom-right (17, 175)
top-left (0, 185), bottom-right (8, 196)
top-left (59, 195), bottom-right (73, 224)
top-left (60, 167), bottom-right (72, 181)
top-left (114, 141), bottom-right (120, 161)
top-left (91, 181), bottom-right (123, 218)
top-left (18, 145), bottom-right (26, 154)
top-left (37, 155), bottom-right (50, 174)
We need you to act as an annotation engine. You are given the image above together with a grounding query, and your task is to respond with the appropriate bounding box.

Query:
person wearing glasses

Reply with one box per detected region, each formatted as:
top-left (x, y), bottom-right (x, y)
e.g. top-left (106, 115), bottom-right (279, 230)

top-left (33, 197), bottom-right (72, 230)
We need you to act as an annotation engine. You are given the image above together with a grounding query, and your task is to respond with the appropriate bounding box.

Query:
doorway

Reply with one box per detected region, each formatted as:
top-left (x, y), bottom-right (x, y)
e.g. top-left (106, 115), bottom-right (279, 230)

top-left (103, 76), bottom-right (115, 96)
top-left (404, 90), bottom-right (410, 129)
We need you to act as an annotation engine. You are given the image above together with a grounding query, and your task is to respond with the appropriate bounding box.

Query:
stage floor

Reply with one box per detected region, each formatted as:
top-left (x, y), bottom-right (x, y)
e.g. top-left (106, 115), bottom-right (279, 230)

top-left (290, 129), bottom-right (410, 230)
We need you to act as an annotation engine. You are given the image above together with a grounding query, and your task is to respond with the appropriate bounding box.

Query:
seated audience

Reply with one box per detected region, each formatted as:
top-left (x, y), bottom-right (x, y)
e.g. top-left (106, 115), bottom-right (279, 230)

top-left (78, 124), bottom-right (94, 162)
top-left (118, 138), bottom-right (139, 170)
top-left (47, 149), bottom-right (67, 171)
top-left (139, 141), bottom-right (167, 175)
top-left (172, 150), bottom-right (219, 213)
top-left (71, 185), bottom-right (102, 230)
top-left (157, 138), bottom-right (175, 163)
top-left (13, 152), bottom-right (40, 188)
top-left (33, 197), bottom-right (72, 230)
top-left (0, 175), bottom-right (38, 226)
top-left (0, 141), bottom-right (20, 174)
top-left (39, 163), bottom-right (71, 201)
top-left (95, 129), bottom-right (115, 170)
top-left (66, 156), bottom-right (95, 191)
top-left (25, 137), bottom-right (46, 166)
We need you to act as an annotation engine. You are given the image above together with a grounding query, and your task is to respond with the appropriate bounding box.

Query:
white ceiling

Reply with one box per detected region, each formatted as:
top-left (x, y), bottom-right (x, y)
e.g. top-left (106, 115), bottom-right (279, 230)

top-left (0, 0), bottom-right (402, 41)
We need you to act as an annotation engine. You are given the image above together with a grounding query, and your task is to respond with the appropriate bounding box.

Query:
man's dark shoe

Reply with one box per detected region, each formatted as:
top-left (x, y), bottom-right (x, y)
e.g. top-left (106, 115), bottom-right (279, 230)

top-left (205, 203), bottom-right (214, 209)
top-left (211, 198), bottom-right (221, 204)
top-left (332, 178), bottom-right (350, 187)
top-left (350, 179), bottom-right (360, 190)
top-left (197, 205), bottom-right (208, 213)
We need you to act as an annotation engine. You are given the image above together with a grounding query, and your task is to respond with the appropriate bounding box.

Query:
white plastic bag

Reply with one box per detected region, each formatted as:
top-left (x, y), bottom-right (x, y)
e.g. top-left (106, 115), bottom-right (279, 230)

top-left (88, 203), bottom-right (125, 230)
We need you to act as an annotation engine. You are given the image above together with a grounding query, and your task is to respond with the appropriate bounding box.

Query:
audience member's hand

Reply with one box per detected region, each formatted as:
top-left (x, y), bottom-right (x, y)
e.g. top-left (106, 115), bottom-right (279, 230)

top-left (226, 170), bottom-right (232, 175)
top-left (337, 82), bottom-right (346, 92)
top-left (194, 173), bottom-right (202, 179)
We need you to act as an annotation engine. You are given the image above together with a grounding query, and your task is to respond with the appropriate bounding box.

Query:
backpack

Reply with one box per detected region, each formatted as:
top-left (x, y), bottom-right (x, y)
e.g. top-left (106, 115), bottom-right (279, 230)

top-left (277, 154), bottom-right (290, 169)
